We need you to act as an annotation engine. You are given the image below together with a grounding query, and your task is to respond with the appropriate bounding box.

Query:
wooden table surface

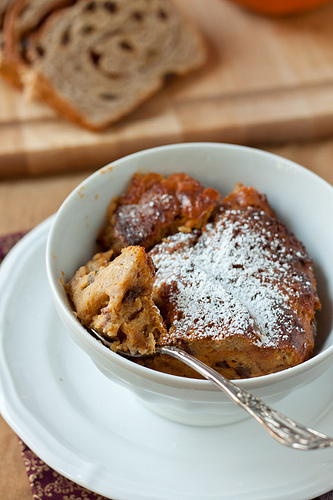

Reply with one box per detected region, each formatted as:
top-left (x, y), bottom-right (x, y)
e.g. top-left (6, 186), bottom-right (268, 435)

top-left (3, 0), bottom-right (333, 177)
top-left (0, 138), bottom-right (332, 499)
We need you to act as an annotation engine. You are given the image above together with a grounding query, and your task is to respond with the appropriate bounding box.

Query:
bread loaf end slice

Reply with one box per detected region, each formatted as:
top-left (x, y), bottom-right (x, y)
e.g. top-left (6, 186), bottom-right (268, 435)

top-left (0, 0), bottom-right (77, 87)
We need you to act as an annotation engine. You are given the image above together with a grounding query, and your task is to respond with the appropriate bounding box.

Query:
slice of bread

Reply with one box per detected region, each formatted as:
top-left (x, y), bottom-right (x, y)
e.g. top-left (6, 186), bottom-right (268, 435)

top-left (23, 0), bottom-right (206, 129)
top-left (0, 0), bottom-right (77, 87)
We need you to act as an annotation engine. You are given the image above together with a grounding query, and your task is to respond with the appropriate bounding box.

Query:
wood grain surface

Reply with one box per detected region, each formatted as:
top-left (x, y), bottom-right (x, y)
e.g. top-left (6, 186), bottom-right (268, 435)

top-left (2, 0), bottom-right (333, 176)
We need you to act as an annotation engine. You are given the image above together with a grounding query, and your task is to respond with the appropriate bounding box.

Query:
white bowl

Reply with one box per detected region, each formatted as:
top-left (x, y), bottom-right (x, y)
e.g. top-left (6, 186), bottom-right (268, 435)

top-left (46, 143), bottom-right (333, 426)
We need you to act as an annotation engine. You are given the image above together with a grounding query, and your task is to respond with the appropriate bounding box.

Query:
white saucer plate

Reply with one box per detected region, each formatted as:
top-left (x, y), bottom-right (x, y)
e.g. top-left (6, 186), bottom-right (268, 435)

top-left (0, 217), bottom-right (333, 500)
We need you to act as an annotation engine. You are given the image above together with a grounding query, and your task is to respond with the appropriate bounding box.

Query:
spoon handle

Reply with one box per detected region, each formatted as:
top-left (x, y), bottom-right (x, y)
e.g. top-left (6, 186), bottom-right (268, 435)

top-left (158, 345), bottom-right (333, 450)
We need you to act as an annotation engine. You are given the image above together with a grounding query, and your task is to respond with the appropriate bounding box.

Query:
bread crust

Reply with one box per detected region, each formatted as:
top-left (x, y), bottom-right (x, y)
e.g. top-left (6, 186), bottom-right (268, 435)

top-left (0, 0), bottom-right (22, 87)
top-left (98, 172), bottom-right (221, 251)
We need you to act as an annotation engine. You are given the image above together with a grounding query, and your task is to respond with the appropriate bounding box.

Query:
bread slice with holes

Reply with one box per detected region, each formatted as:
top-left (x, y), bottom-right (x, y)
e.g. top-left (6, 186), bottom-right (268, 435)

top-left (0, 0), bottom-right (77, 87)
top-left (5, 0), bottom-right (206, 130)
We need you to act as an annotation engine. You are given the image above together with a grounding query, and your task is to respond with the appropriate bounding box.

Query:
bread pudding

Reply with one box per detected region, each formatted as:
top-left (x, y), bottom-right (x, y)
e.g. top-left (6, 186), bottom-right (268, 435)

top-left (66, 173), bottom-right (321, 379)
top-left (66, 245), bottom-right (167, 355)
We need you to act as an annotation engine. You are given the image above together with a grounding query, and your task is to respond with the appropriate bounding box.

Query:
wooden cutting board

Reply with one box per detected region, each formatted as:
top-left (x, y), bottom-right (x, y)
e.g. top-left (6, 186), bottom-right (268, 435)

top-left (2, 0), bottom-right (333, 177)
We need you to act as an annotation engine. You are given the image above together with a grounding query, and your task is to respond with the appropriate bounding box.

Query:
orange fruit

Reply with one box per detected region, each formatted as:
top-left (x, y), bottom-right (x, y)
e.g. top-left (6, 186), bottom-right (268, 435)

top-left (228, 0), bottom-right (332, 15)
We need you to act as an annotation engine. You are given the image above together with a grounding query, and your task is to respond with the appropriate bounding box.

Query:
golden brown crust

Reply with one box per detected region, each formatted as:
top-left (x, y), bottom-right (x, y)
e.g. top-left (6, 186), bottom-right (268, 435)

top-left (0, 0), bottom-right (22, 87)
top-left (0, 54), bottom-right (23, 87)
top-left (98, 172), bottom-right (221, 252)
top-left (221, 183), bottom-right (276, 218)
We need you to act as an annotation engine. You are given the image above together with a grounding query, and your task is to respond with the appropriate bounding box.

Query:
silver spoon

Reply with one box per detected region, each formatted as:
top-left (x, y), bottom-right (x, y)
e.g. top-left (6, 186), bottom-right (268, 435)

top-left (88, 327), bottom-right (333, 451)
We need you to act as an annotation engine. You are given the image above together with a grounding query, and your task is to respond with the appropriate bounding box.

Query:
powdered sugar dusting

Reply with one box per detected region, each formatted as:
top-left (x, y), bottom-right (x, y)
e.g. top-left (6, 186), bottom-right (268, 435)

top-left (150, 207), bottom-right (315, 348)
top-left (114, 193), bottom-right (175, 244)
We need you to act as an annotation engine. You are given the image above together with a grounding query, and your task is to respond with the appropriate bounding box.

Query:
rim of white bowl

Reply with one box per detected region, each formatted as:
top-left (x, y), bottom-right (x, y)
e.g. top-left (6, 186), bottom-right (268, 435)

top-left (46, 142), bottom-right (333, 392)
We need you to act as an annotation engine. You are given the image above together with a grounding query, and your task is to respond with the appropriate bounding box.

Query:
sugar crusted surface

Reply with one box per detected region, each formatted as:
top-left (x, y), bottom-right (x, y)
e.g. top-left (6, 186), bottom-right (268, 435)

top-left (151, 207), bottom-right (314, 348)
top-left (115, 192), bottom-right (175, 244)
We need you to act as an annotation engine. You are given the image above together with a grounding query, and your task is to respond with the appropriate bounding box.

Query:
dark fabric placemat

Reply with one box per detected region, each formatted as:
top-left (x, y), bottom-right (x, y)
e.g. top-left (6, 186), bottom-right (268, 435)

top-left (19, 441), bottom-right (108, 500)
top-left (0, 232), bottom-right (27, 263)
